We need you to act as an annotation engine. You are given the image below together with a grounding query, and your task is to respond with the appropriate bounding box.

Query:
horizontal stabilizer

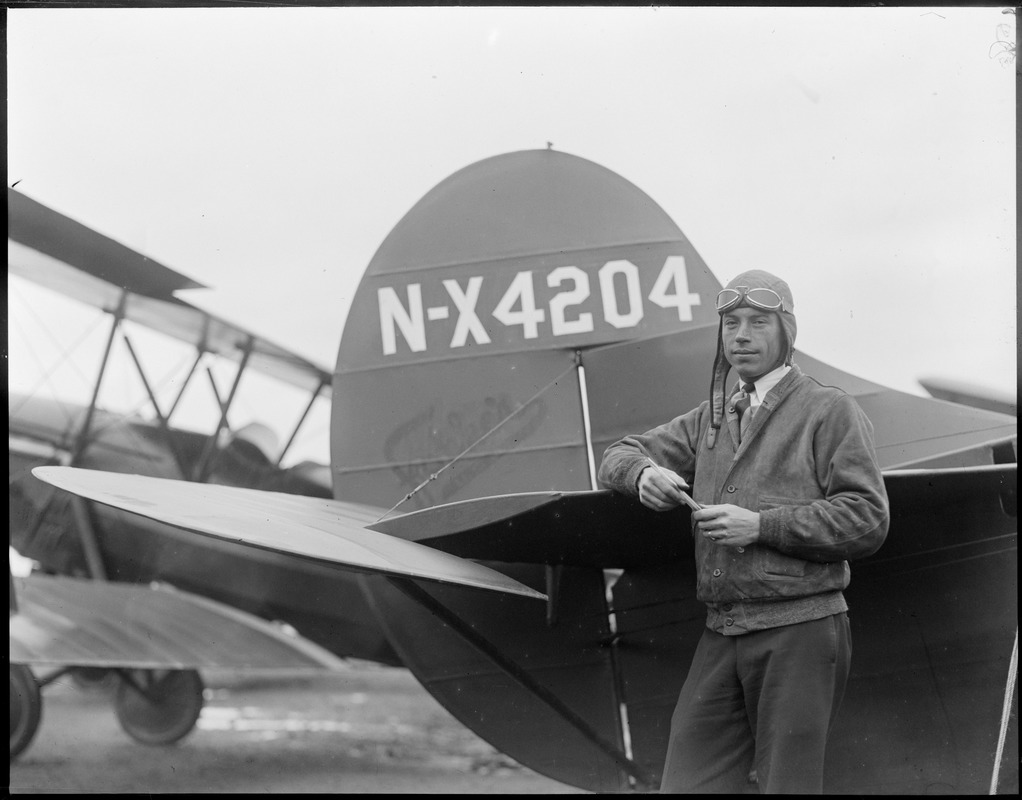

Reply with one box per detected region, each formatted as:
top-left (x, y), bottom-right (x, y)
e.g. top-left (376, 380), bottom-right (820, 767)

top-left (883, 462), bottom-right (1017, 514)
top-left (31, 467), bottom-right (546, 600)
top-left (372, 464), bottom-right (1018, 566)
top-left (372, 489), bottom-right (692, 567)
top-left (918, 376), bottom-right (1017, 418)
top-left (11, 573), bottom-right (349, 670)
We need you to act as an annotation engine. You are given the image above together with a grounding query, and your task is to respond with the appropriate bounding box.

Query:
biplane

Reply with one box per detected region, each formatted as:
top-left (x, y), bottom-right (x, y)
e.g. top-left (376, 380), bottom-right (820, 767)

top-left (7, 187), bottom-right (363, 757)
top-left (10, 150), bottom-right (1018, 794)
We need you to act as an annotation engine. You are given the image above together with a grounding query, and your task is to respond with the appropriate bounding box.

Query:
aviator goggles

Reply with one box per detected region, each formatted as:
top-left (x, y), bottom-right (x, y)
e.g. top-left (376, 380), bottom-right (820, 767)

top-left (715, 286), bottom-right (786, 314)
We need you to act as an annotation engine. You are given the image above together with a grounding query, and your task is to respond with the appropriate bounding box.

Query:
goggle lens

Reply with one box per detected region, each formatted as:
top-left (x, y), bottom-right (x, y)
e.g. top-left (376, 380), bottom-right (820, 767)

top-left (715, 286), bottom-right (784, 312)
top-left (715, 289), bottom-right (741, 310)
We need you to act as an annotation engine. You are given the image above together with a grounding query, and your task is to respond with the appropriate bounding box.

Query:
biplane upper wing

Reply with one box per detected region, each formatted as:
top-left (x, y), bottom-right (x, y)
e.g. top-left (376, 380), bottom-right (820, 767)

top-left (10, 573), bottom-right (349, 671)
top-left (8, 187), bottom-right (331, 397)
top-left (31, 466), bottom-right (546, 600)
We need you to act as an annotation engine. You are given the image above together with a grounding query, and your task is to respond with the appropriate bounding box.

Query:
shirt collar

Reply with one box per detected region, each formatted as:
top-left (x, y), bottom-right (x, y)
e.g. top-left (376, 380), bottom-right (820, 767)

top-left (741, 364), bottom-right (791, 407)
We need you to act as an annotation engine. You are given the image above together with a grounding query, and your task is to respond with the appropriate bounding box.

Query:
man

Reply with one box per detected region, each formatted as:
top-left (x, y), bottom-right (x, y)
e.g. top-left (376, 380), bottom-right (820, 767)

top-left (598, 269), bottom-right (889, 794)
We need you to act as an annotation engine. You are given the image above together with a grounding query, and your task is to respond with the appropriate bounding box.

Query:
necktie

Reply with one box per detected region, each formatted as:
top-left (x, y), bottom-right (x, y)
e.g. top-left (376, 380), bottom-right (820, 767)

top-left (732, 382), bottom-right (756, 443)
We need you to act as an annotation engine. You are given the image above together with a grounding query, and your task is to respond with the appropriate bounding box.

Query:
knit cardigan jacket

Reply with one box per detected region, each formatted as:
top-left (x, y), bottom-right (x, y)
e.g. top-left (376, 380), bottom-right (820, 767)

top-left (598, 365), bottom-right (890, 635)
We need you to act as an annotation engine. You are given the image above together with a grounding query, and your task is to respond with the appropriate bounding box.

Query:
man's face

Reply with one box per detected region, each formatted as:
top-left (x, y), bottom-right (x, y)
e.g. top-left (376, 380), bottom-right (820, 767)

top-left (721, 306), bottom-right (786, 382)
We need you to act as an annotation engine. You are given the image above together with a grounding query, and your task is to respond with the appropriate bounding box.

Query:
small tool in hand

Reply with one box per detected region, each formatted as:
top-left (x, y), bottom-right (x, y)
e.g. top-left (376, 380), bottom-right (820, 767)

top-left (646, 458), bottom-right (702, 512)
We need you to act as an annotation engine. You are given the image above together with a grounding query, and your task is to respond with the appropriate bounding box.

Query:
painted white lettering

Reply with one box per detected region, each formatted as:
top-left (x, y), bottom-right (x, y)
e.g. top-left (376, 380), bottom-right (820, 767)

top-left (443, 277), bottom-right (491, 347)
top-left (599, 260), bottom-right (644, 328)
top-left (378, 284), bottom-right (426, 355)
top-left (649, 255), bottom-right (701, 321)
top-left (427, 306), bottom-right (450, 321)
top-left (547, 266), bottom-right (594, 336)
top-left (493, 271), bottom-right (545, 339)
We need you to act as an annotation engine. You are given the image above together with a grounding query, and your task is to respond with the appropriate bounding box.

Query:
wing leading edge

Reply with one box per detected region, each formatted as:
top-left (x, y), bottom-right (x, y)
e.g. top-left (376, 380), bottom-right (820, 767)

top-left (8, 188), bottom-right (332, 396)
top-left (31, 462), bottom-right (1014, 586)
top-left (31, 467), bottom-right (545, 600)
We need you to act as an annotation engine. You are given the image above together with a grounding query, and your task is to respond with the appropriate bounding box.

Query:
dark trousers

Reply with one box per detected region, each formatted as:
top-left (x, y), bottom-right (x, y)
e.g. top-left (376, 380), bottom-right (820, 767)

top-left (660, 613), bottom-right (851, 794)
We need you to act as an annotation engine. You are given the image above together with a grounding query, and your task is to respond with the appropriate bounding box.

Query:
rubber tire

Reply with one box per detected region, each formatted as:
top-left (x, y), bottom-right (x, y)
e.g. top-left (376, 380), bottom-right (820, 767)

top-left (114, 669), bottom-right (204, 746)
top-left (10, 664), bottom-right (42, 760)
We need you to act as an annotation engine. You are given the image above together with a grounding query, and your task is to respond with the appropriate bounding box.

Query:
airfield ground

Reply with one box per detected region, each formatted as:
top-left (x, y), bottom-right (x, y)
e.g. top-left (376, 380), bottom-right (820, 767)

top-left (9, 660), bottom-right (584, 794)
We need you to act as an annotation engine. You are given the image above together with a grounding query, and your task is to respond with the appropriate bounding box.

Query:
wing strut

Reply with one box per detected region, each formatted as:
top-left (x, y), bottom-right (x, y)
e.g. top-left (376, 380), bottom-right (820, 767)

top-left (577, 348), bottom-right (637, 782)
top-left (69, 496), bottom-right (108, 581)
top-left (166, 349), bottom-right (205, 420)
top-left (71, 290), bottom-right (127, 466)
top-left (387, 576), bottom-right (657, 789)
top-left (193, 335), bottom-right (254, 482)
top-left (276, 376), bottom-right (329, 467)
top-left (64, 291), bottom-right (129, 582)
top-left (120, 334), bottom-right (190, 477)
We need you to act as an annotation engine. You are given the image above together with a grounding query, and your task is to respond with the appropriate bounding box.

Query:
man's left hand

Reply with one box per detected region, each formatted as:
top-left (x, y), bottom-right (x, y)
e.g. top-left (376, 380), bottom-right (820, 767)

top-left (692, 504), bottom-right (760, 547)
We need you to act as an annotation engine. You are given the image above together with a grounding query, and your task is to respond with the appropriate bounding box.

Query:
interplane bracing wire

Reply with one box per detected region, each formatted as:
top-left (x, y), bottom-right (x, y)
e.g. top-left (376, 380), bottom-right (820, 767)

top-left (11, 281), bottom-right (216, 462)
top-left (11, 278), bottom-right (326, 469)
top-left (54, 319), bottom-right (209, 444)
top-left (8, 281), bottom-right (109, 419)
top-left (375, 358), bottom-right (579, 522)
top-left (10, 280), bottom-right (180, 433)
top-left (85, 332), bottom-right (204, 443)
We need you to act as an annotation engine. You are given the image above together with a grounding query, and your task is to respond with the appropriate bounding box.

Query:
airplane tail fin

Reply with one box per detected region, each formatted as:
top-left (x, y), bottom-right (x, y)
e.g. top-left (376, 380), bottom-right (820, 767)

top-left (331, 150), bottom-right (723, 511)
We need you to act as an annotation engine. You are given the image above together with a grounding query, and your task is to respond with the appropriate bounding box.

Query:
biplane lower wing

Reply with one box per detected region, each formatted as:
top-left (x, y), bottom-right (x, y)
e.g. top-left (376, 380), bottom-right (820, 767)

top-left (9, 572), bottom-right (354, 761)
top-left (30, 467), bottom-right (546, 600)
top-left (11, 573), bottom-right (348, 671)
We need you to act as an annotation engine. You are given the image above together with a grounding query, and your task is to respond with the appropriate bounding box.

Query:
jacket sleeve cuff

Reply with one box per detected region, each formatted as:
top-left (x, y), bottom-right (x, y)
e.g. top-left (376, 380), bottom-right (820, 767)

top-left (757, 506), bottom-right (788, 550)
top-left (632, 464), bottom-right (651, 496)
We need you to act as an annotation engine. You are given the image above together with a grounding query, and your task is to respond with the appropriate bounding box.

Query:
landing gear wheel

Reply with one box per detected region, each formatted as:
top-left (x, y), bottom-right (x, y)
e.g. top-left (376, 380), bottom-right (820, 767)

top-left (114, 669), bottom-right (204, 746)
top-left (10, 664), bottom-right (42, 760)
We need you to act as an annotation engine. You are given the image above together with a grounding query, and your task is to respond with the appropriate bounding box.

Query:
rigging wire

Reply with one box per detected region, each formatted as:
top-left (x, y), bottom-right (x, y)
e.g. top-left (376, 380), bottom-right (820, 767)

top-left (375, 357), bottom-right (579, 522)
top-left (989, 627), bottom-right (1018, 794)
top-left (370, 329), bottom-right (707, 523)
top-left (8, 282), bottom-right (109, 420)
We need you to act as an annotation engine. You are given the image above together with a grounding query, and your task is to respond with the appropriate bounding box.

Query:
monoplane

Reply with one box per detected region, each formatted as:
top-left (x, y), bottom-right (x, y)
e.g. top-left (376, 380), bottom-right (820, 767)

top-left (10, 151), bottom-right (1017, 794)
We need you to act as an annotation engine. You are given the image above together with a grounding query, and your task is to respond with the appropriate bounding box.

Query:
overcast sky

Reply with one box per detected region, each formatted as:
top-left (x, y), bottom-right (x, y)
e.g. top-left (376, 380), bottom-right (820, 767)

top-left (7, 6), bottom-right (1017, 463)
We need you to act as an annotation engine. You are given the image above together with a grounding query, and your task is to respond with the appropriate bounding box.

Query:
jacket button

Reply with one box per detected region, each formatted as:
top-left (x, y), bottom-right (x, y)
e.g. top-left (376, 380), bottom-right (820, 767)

top-left (725, 618), bottom-right (735, 626)
top-left (712, 568), bottom-right (722, 577)
top-left (723, 603), bottom-right (733, 612)
top-left (727, 485), bottom-right (736, 493)
top-left (737, 547), bottom-right (745, 554)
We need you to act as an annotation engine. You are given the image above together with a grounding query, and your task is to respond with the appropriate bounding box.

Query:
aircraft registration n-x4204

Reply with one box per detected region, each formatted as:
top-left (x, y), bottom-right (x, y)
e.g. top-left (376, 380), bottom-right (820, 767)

top-left (11, 150), bottom-right (1017, 793)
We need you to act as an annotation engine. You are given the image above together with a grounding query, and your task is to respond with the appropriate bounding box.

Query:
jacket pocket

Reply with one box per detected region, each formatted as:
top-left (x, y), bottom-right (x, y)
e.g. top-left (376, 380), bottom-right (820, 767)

top-left (754, 495), bottom-right (814, 579)
top-left (753, 547), bottom-right (808, 579)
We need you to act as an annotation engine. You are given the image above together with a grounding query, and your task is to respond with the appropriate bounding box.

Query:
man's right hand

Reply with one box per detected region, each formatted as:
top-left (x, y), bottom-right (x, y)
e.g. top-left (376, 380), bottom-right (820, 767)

top-left (637, 465), bottom-right (691, 512)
